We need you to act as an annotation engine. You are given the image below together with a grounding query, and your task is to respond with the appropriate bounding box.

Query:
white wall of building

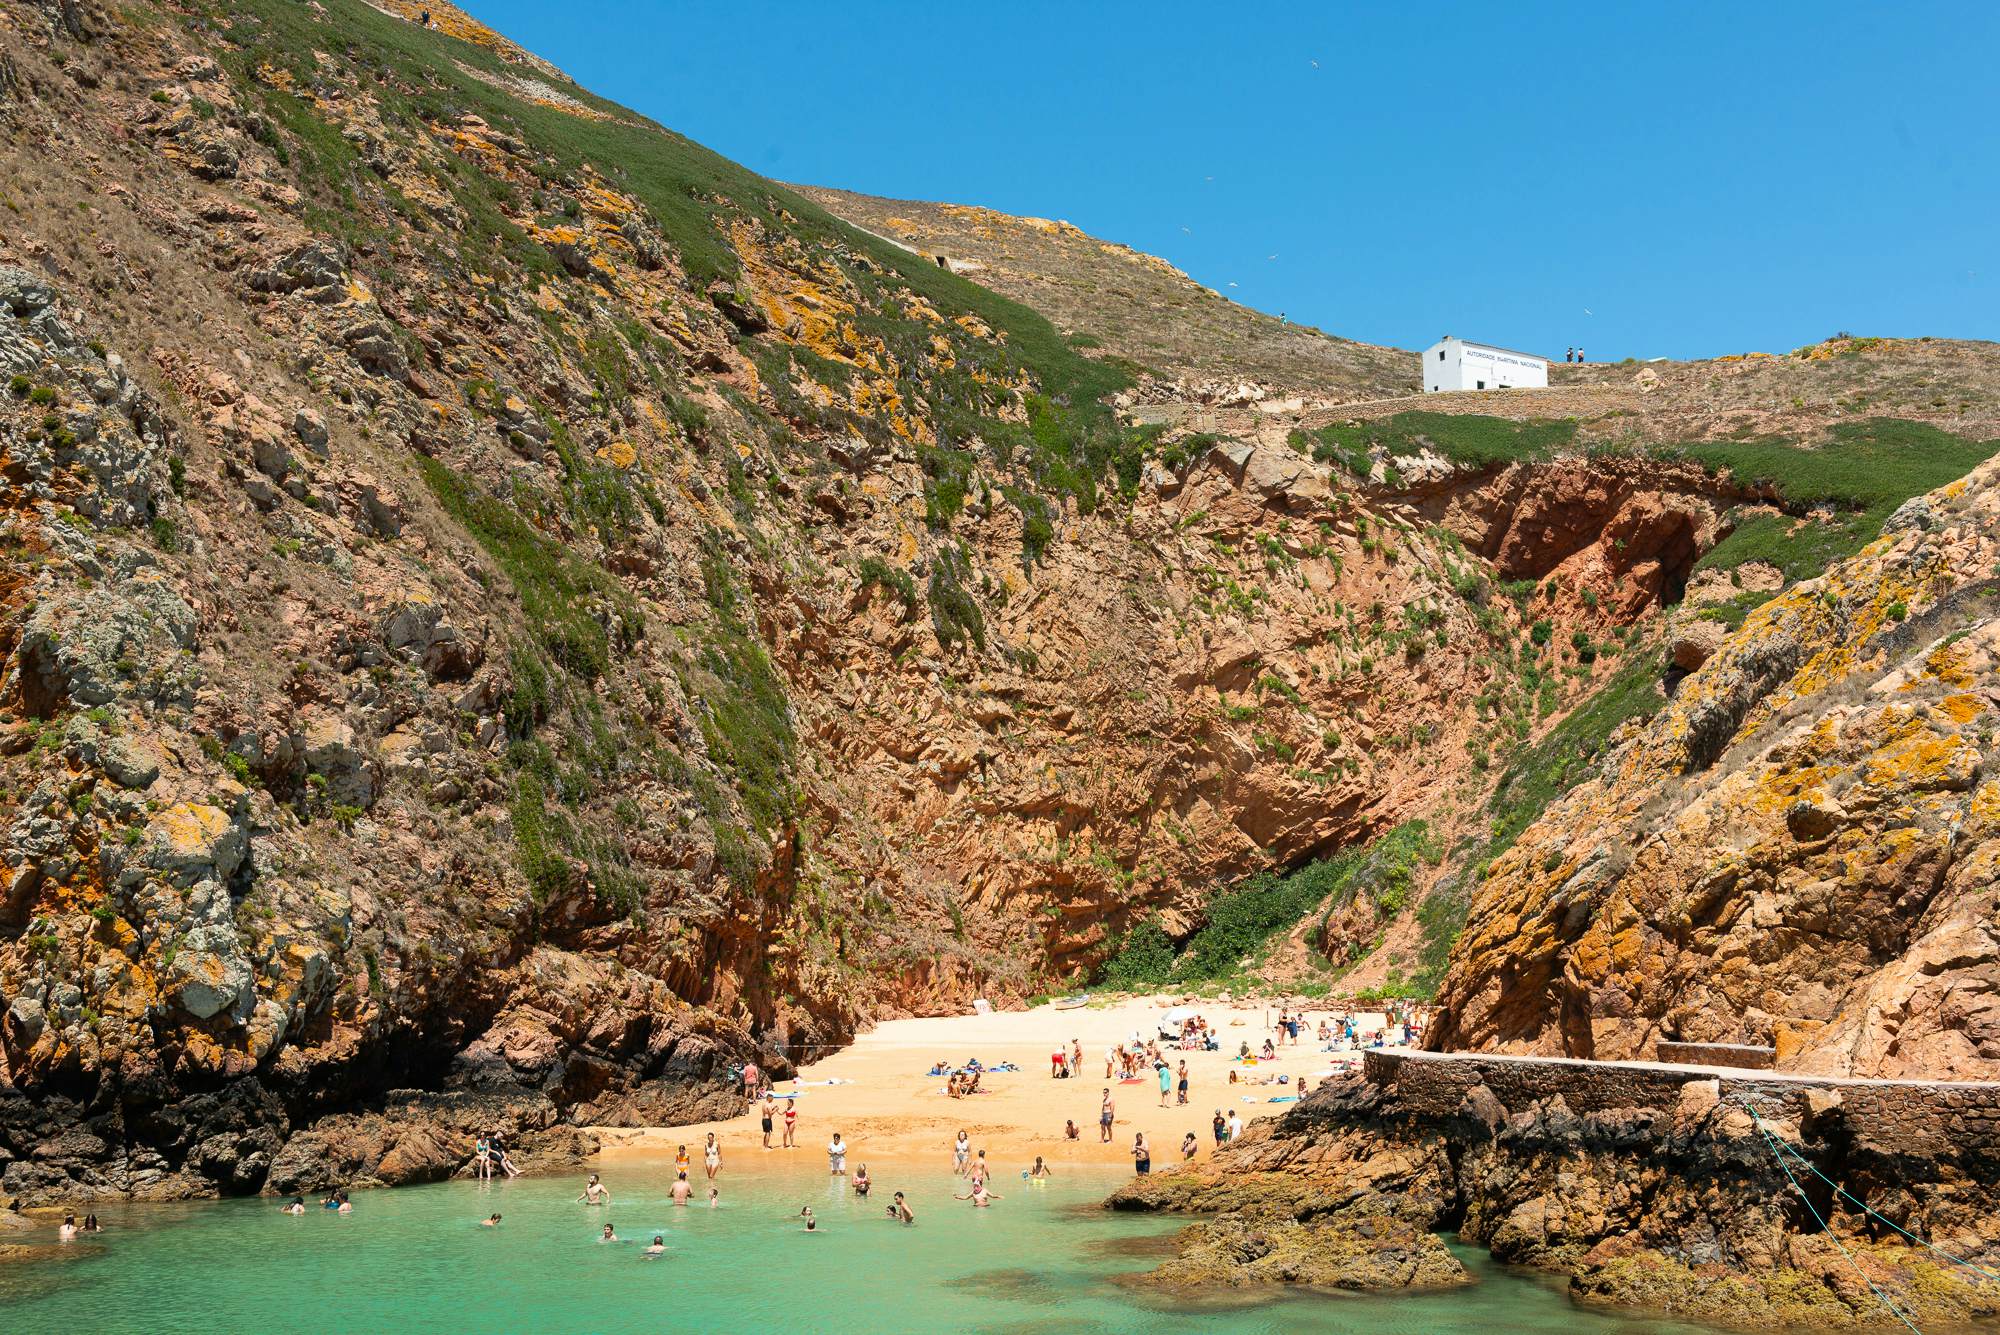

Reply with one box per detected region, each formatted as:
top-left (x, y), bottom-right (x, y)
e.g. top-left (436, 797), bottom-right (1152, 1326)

top-left (1423, 337), bottom-right (1549, 393)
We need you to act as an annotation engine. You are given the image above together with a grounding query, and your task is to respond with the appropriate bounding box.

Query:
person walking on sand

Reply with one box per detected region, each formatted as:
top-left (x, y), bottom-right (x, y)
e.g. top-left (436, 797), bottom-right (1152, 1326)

top-left (782, 1098), bottom-right (798, 1148)
top-left (1212, 1109), bottom-right (1227, 1146)
top-left (828, 1132), bottom-right (848, 1176)
top-left (1131, 1132), bottom-right (1152, 1175)
top-left (1156, 1059), bottom-right (1172, 1107)
top-left (577, 1173), bottom-right (611, 1205)
top-left (1176, 1059), bottom-right (1189, 1105)
top-left (1071, 1039), bottom-right (1082, 1074)
top-left (704, 1132), bottom-right (721, 1183)
top-left (1228, 1109), bottom-right (1244, 1142)
top-left (953, 1129), bottom-right (971, 1176)
top-left (672, 1171), bottom-right (693, 1205)
top-left (1100, 1088), bottom-right (1115, 1143)
top-left (761, 1092), bottom-right (777, 1149)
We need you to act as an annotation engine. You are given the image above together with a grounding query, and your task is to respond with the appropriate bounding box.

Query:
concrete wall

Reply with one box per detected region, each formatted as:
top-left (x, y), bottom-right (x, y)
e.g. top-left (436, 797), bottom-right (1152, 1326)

top-left (1364, 1050), bottom-right (2000, 1170)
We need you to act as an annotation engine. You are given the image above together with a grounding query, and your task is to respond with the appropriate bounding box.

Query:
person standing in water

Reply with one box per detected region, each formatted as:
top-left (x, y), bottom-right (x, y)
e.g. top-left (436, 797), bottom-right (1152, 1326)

top-left (1028, 1156), bottom-right (1052, 1180)
top-left (853, 1164), bottom-right (872, 1196)
top-left (707, 1187), bottom-right (720, 1208)
top-left (828, 1132), bottom-right (848, 1176)
top-left (58, 1214), bottom-right (78, 1242)
top-left (953, 1129), bottom-right (971, 1175)
top-left (577, 1173), bottom-right (611, 1205)
top-left (954, 1182), bottom-right (1003, 1207)
top-left (888, 1191), bottom-right (914, 1224)
top-left (704, 1132), bottom-right (721, 1183)
top-left (672, 1171), bottom-right (693, 1205)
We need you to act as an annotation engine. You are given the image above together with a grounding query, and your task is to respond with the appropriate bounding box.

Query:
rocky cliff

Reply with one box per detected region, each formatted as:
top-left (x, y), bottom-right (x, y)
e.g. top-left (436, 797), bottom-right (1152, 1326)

top-left (1111, 1051), bottom-right (2000, 1328)
top-left (1432, 453), bottom-right (2000, 1080)
top-left (0, 0), bottom-right (1996, 1209)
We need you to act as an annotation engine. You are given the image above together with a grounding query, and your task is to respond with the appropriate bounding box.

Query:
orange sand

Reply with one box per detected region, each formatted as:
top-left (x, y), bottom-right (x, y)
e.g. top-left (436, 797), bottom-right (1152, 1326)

top-left (591, 995), bottom-right (1412, 1177)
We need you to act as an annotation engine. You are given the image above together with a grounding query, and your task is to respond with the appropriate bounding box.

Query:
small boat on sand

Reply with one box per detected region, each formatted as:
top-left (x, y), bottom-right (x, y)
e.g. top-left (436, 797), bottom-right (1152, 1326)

top-left (1051, 995), bottom-right (1089, 1011)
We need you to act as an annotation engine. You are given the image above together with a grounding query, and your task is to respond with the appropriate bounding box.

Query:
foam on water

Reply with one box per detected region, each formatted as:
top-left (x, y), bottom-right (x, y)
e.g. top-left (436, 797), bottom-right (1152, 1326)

top-left (0, 1159), bottom-right (1721, 1334)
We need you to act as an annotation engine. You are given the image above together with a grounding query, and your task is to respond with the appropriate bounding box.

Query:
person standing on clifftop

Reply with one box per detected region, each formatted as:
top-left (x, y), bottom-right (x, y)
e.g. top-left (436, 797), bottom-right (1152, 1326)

top-left (1100, 1088), bottom-right (1116, 1142)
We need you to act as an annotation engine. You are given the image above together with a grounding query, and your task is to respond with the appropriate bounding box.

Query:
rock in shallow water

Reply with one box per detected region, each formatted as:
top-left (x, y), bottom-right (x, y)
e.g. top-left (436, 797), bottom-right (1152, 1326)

top-left (1141, 1210), bottom-right (1469, 1291)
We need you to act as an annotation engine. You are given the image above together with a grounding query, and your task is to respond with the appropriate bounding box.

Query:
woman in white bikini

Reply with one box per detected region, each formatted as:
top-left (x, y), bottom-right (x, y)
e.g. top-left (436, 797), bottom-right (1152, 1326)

top-left (704, 1132), bottom-right (721, 1183)
top-left (952, 1129), bottom-right (971, 1176)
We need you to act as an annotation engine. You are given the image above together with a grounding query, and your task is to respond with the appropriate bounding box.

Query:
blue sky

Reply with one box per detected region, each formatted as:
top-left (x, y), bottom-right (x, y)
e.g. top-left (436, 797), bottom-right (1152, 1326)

top-left (463, 1), bottom-right (1996, 361)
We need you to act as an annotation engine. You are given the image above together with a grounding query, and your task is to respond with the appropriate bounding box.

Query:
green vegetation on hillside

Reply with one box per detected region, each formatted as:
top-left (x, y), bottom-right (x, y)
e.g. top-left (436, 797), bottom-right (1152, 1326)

top-left (1293, 412), bottom-right (1579, 477)
top-left (1413, 645), bottom-right (1666, 992)
top-left (1683, 418), bottom-right (1999, 580)
top-left (1100, 820), bottom-right (1439, 989)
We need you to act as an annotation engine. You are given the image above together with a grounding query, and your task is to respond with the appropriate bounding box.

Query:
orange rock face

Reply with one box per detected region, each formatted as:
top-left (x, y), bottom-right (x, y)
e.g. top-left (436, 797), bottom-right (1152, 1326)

top-left (1433, 466), bottom-right (2000, 1078)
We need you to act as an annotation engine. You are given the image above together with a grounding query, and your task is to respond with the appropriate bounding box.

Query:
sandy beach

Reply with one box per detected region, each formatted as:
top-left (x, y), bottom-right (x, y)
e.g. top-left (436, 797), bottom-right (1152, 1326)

top-left (592, 995), bottom-right (1416, 1177)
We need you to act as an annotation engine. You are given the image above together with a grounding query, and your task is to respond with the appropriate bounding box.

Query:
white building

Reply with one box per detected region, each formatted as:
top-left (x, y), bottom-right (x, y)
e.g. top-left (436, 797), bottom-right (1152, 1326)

top-left (1423, 336), bottom-right (1548, 393)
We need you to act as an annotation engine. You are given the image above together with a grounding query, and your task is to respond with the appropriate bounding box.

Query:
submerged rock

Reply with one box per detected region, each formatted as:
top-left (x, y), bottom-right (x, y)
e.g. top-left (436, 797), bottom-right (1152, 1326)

top-left (1142, 1211), bottom-right (1468, 1291)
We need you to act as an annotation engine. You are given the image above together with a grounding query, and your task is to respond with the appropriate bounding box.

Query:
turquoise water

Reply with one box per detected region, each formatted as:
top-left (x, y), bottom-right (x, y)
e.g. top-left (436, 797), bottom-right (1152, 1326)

top-left (0, 1160), bottom-right (1720, 1334)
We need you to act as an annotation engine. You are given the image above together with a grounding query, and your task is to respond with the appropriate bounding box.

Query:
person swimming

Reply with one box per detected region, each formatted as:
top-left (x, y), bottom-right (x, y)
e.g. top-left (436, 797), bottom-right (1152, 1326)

top-left (281, 1196), bottom-right (306, 1216)
top-left (600, 1224), bottom-right (619, 1242)
top-left (480, 1213), bottom-right (502, 1227)
top-left (335, 1191), bottom-right (352, 1214)
top-left (643, 1234), bottom-right (666, 1257)
top-left (58, 1214), bottom-right (77, 1242)
top-left (800, 1206), bottom-right (818, 1233)
top-left (888, 1191), bottom-right (914, 1225)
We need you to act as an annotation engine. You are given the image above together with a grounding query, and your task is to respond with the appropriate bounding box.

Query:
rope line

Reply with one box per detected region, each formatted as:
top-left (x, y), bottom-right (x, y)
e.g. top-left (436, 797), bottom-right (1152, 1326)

top-left (1742, 1105), bottom-right (2000, 1285)
top-left (1742, 1104), bottom-right (1922, 1333)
